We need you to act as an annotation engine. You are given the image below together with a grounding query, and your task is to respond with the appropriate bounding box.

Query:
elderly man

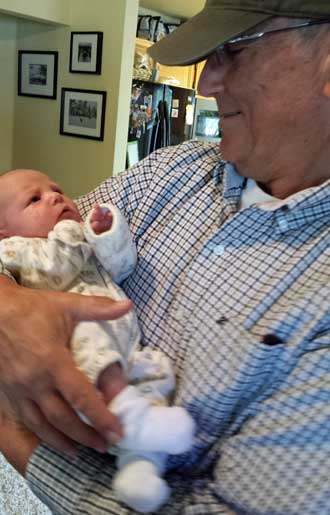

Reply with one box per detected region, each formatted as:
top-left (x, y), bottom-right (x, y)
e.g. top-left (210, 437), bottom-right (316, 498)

top-left (2, 0), bottom-right (330, 513)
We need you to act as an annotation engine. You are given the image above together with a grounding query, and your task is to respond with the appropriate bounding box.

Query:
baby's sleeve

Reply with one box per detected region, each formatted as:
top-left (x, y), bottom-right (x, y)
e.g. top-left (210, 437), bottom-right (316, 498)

top-left (83, 203), bottom-right (137, 284)
top-left (0, 221), bottom-right (92, 290)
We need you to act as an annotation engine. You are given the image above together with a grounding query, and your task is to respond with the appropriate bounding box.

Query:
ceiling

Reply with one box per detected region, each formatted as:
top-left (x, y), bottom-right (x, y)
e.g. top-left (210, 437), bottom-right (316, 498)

top-left (139, 0), bottom-right (204, 20)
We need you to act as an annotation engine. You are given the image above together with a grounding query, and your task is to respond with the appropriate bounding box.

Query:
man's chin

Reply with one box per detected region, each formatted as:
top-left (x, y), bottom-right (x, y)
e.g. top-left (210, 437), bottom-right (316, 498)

top-left (219, 135), bottom-right (244, 165)
top-left (219, 136), bottom-right (231, 160)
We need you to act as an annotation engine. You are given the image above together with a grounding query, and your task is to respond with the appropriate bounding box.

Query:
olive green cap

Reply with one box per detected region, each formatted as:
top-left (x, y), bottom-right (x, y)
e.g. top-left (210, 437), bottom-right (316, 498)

top-left (148, 0), bottom-right (330, 66)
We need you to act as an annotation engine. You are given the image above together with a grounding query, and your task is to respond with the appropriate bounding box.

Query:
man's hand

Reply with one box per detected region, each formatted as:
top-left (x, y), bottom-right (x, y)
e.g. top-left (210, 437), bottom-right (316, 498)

top-left (90, 204), bottom-right (113, 235)
top-left (0, 275), bottom-right (131, 454)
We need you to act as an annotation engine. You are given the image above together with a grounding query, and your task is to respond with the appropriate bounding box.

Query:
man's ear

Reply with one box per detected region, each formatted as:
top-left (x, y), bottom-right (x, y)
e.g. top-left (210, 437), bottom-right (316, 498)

top-left (323, 83), bottom-right (330, 97)
top-left (322, 54), bottom-right (330, 98)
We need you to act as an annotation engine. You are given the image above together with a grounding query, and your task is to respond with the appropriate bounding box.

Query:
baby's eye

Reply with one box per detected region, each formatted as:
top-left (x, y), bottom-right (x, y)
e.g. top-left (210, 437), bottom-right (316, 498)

top-left (30, 195), bottom-right (40, 203)
top-left (51, 184), bottom-right (63, 194)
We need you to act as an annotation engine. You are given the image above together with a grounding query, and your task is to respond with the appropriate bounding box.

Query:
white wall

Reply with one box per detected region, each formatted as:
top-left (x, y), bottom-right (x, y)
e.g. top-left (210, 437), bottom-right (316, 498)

top-left (0, 0), bottom-right (200, 195)
top-left (138, 6), bottom-right (181, 24)
top-left (0, 14), bottom-right (17, 171)
top-left (12, 0), bottom-right (138, 197)
top-left (140, 0), bottom-right (204, 19)
top-left (0, 0), bottom-right (69, 25)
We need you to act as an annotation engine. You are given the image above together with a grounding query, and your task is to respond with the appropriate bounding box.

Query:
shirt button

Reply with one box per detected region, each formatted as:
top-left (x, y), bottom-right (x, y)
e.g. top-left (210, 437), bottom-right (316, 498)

top-left (213, 244), bottom-right (225, 256)
top-left (216, 316), bottom-right (228, 325)
top-left (262, 334), bottom-right (284, 346)
top-left (278, 218), bottom-right (288, 231)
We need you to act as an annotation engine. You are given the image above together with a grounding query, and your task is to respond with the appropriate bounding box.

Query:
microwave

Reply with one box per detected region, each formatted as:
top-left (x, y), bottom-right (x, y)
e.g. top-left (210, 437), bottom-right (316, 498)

top-left (192, 97), bottom-right (221, 143)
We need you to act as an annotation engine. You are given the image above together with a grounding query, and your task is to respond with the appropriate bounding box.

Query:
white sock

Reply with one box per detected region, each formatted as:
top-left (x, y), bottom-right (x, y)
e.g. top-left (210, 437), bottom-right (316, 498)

top-left (109, 386), bottom-right (195, 454)
top-left (113, 459), bottom-right (170, 513)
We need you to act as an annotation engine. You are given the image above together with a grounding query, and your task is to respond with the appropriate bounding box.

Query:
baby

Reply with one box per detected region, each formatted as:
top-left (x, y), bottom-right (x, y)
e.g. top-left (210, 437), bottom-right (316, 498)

top-left (0, 169), bottom-right (195, 513)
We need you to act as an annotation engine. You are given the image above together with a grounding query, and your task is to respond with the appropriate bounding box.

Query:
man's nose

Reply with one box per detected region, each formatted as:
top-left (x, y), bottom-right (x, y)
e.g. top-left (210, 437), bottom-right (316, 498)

top-left (197, 52), bottom-right (226, 97)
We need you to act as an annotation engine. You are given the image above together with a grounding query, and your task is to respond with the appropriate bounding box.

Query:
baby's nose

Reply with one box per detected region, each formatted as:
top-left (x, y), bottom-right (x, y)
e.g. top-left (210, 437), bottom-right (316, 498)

top-left (47, 191), bottom-right (63, 204)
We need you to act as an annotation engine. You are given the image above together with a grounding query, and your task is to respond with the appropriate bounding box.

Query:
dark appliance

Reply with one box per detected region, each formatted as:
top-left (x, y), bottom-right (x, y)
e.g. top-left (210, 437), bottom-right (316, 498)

top-left (128, 80), bottom-right (195, 164)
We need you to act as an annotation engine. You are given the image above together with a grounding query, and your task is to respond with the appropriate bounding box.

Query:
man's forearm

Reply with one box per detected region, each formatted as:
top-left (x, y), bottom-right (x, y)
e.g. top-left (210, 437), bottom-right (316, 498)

top-left (1, 424), bottom-right (40, 476)
top-left (0, 276), bottom-right (36, 476)
top-left (0, 392), bottom-right (40, 476)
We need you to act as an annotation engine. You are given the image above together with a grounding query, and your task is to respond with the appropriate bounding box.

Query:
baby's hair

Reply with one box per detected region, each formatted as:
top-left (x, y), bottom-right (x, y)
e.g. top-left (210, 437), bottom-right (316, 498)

top-left (0, 169), bottom-right (27, 179)
top-left (0, 169), bottom-right (46, 186)
top-left (0, 169), bottom-right (14, 177)
top-left (0, 168), bottom-right (29, 178)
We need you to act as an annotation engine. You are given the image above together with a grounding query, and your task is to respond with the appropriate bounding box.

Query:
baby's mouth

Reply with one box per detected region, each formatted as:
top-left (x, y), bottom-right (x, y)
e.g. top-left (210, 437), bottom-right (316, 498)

top-left (58, 207), bottom-right (72, 219)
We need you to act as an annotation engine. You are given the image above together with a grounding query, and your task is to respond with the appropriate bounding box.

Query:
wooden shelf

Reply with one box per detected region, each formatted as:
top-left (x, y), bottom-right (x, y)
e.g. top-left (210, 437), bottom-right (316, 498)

top-left (136, 37), bottom-right (153, 50)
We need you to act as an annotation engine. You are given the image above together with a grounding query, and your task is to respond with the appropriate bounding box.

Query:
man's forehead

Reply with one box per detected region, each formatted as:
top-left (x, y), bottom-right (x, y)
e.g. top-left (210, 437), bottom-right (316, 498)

top-left (242, 16), bottom-right (306, 35)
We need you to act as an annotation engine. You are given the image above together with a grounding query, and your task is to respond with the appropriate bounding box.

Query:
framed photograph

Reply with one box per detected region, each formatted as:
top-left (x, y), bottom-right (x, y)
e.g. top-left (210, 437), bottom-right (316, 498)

top-left (18, 51), bottom-right (58, 99)
top-left (60, 88), bottom-right (107, 141)
top-left (70, 32), bottom-right (103, 74)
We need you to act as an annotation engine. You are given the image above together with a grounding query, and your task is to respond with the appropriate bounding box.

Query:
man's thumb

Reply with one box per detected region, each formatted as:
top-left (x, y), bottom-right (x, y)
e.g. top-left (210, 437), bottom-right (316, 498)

top-left (70, 294), bottom-right (133, 322)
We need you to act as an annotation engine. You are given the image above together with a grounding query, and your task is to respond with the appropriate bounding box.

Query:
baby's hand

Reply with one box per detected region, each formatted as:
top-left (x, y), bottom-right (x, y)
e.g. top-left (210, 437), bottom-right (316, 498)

top-left (90, 204), bottom-right (113, 234)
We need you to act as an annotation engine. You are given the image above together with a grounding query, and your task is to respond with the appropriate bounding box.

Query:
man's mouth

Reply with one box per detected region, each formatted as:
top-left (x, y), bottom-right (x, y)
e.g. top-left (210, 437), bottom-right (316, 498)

top-left (221, 111), bottom-right (241, 119)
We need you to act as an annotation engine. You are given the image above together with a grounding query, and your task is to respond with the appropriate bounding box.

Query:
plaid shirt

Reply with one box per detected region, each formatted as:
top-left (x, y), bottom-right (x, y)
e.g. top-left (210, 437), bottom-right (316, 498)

top-left (27, 141), bottom-right (330, 514)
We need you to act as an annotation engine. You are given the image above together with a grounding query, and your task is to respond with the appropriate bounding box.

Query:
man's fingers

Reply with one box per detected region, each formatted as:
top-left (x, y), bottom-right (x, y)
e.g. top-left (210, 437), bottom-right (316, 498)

top-left (53, 356), bottom-right (123, 444)
top-left (20, 399), bottom-right (77, 455)
top-left (64, 293), bottom-right (133, 322)
top-left (39, 392), bottom-right (109, 452)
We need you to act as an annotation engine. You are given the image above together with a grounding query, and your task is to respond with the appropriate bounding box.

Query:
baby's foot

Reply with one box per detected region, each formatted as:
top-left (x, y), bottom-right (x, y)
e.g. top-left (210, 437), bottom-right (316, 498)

top-left (113, 459), bottom-right (170, 513)
top-left (110, 386), bottom-right (195, 454)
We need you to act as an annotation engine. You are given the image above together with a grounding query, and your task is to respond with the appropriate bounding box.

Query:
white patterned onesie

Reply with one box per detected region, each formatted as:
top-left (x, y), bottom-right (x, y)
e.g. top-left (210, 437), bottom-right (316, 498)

top-left (0, 203), bottom-right (175, 399)
top-left (0, 203), bottom-right (195, 512)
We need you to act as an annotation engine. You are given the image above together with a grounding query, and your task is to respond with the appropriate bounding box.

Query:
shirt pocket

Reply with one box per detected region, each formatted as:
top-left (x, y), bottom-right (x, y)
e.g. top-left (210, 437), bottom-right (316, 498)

top-left (175, 310), bottom-right (286, 442)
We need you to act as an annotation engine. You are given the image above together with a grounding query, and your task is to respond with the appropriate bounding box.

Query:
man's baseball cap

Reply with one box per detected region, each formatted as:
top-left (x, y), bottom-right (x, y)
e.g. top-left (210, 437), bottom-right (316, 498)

top-left (148, 0), bottom-right (330, 66)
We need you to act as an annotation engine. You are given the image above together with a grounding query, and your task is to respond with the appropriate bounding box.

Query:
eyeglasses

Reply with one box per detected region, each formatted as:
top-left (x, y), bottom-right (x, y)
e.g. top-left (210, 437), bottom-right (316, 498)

top-left (215, 19), bottom-right (330, 62)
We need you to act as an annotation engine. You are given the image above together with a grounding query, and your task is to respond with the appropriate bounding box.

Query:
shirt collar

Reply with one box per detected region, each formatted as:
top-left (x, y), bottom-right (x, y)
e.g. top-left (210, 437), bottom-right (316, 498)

top-left (222, 162), bottom-right (330, 232)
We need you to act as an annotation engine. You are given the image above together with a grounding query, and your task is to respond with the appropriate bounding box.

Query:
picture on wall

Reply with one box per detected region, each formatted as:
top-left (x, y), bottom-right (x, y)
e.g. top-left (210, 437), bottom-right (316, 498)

top-left (70, 32), bottom-right (103, 74)
top-left (18, 51), bottom-right (58, 99)
top-left (60, 88), bottom-right (107, 141)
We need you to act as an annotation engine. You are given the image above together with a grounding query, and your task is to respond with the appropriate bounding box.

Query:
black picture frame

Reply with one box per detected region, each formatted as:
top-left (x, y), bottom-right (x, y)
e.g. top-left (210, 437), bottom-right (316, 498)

top-left (60, 88), bottom-right (107, 141)
top-left (18, 50), bottom-right (58, 99)
top-left (69, 32), bottom-right (103, 74)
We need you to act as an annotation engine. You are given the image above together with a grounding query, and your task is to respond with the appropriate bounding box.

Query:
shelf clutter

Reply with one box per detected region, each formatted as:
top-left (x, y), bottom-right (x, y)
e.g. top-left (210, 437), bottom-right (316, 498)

top-left (134, 10), bottom-right (207, 91)
top-left (134, 37), bottom-right (197, 89)
top-left (136, 14), bottom-right (181, 43)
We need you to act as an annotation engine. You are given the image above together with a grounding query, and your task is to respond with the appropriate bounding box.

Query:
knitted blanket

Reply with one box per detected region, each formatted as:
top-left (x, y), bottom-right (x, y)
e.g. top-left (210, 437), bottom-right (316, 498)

top-left (0, 453), bottom-right (50, 515)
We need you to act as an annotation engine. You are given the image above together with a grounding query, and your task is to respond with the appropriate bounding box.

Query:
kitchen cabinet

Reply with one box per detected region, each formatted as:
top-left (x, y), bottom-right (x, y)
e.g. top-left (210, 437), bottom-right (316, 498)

top-left (135, 37), bottom-right (196, 89)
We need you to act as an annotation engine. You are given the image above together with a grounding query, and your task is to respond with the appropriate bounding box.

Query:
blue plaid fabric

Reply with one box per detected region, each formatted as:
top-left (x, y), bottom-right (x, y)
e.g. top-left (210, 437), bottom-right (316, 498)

top-left (27, 141), bottom-right (330, 514)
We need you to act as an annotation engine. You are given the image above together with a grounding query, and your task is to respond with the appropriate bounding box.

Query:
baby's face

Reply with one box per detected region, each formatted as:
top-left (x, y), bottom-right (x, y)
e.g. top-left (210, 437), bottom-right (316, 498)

top-left (0, 169), bottom-right (82, 238)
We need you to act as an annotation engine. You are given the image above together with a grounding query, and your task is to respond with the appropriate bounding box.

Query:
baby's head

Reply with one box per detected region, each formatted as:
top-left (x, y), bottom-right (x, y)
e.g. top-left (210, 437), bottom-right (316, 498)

top-left (0, 169), bottom-right (82, 239)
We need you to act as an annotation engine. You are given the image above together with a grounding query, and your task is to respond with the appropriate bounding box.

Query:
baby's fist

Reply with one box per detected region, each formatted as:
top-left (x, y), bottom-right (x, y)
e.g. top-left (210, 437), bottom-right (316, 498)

top-left (90, 204), bottom-right (113, 234)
